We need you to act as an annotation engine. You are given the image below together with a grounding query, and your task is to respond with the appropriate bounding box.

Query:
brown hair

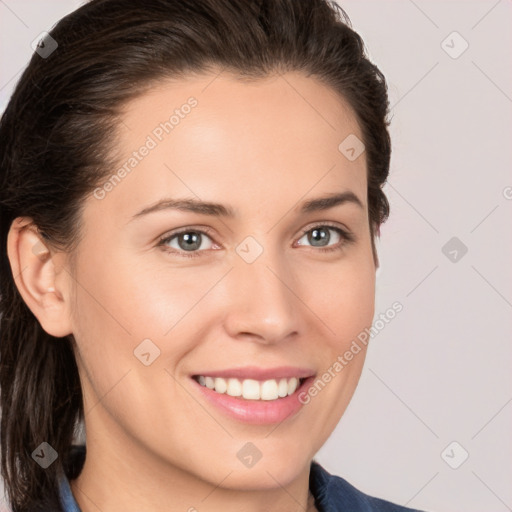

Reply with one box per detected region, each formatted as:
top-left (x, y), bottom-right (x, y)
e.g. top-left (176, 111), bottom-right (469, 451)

top-left (0, 0), bottom-right (391, 509)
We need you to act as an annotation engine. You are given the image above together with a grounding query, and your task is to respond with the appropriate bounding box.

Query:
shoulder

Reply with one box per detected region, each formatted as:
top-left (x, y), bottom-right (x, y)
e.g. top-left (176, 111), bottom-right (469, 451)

top-left (309, 461), bottom-right (428, 512)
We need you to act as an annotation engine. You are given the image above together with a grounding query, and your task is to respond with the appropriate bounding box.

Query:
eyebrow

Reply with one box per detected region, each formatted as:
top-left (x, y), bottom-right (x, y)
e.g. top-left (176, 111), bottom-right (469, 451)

top-left (130, 191), bottom-right (363, 220)
top-left (301, 191), bottom-right (363, 213)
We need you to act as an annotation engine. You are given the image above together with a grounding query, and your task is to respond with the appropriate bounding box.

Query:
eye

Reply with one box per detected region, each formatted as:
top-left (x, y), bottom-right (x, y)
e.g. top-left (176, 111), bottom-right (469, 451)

top-left (157, 223), bottom-right (354, 259)
top-left (158, 227), bottom-right (216, 258)
top-left (295, 224), bottom-right (354, 253)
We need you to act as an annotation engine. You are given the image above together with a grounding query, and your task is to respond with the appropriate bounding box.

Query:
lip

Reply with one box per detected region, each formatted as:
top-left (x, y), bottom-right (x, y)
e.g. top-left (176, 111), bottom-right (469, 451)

top-left (190, 365), bottom-right (316, 381)
top-left (190, 374), bottom-right (316, 425)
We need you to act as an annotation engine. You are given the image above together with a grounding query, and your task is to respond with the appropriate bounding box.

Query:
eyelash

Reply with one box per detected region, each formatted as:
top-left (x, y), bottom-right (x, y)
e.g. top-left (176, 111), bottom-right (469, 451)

top-left (157, 223), bottom-right (355, 259)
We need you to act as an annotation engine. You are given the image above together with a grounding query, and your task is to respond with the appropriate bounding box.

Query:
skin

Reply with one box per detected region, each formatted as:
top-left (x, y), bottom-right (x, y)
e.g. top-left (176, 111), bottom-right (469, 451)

top-left (8, 70), bottom-right (377, 512)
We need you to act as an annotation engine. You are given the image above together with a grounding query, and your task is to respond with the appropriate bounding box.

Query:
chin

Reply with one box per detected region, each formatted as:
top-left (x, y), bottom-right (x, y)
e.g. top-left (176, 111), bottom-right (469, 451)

top-left (204, 450), bottom-right (312, 491)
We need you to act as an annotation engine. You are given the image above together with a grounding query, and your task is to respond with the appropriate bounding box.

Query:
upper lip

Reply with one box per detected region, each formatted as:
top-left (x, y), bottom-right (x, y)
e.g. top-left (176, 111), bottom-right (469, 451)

top-left (192, 366), bottom-right (316, 381)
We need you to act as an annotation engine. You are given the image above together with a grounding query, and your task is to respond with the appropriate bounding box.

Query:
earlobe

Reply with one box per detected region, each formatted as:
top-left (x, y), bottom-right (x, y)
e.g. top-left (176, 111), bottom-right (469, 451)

top-left (6, 217), bottom-right (73, 338)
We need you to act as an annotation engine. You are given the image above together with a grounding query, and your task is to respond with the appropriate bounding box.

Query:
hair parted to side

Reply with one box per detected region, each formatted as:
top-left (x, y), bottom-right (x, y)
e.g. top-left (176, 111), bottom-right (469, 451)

top-left (0, 0), bottom-right (391, 509)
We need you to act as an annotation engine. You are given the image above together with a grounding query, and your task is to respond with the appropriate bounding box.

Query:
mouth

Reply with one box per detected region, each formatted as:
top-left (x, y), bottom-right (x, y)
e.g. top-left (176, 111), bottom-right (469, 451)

top-left (189, 369), bottom-right (316, 425)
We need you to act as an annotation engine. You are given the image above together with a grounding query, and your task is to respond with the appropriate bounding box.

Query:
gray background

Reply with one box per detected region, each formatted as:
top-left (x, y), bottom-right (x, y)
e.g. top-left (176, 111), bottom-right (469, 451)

top-left (1, 1), bottom-right (511, 511)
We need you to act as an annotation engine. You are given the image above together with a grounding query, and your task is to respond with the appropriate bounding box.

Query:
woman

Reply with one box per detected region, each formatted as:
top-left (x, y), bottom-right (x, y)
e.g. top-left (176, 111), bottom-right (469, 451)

top-left (0, 0), bottom-right (428, 511)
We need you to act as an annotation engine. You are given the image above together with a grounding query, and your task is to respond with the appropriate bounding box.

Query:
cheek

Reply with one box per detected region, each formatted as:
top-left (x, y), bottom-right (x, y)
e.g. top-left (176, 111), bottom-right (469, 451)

top-left (70, 244), bottom-right (192, 340)
top-left (69, 246), bottom-right (223, 384)
top-left (286, 253), bottom-right (375, 457)
top-left (67, 246), bottom-right (171, 398)
top-left (301, 252), bottom-right (376, 349)
top-left (329, 268), bottom-right (375, 342)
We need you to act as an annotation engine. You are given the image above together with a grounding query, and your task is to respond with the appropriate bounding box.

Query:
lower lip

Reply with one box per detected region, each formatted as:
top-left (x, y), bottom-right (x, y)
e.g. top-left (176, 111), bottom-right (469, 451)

top-left (191, 376), bottom-right (315, 425)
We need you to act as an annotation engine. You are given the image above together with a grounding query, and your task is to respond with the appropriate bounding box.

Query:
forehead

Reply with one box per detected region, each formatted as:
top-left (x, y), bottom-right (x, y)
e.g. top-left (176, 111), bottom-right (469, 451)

top-left (91, 71), bottom-right (367, 222)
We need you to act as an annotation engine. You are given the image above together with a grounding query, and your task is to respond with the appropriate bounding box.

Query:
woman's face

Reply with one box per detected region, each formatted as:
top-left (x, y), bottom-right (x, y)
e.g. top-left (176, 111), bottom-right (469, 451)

top-left (66, 71), bottom-right (375, 489)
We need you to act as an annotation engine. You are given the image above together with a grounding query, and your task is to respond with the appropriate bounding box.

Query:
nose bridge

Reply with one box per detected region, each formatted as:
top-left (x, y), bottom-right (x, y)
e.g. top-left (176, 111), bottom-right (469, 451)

top-left (223, 242), bottom-right (300, 343)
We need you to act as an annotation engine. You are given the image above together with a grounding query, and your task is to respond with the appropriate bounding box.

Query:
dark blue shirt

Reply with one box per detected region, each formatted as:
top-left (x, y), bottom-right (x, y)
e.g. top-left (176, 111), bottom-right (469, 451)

top-left (58, 447), bottom-right (426, 511)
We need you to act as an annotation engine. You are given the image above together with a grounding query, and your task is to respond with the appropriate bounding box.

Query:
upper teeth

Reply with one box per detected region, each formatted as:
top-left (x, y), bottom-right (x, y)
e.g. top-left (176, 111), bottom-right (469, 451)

top-left (197, 376), bottom-right (301, 400)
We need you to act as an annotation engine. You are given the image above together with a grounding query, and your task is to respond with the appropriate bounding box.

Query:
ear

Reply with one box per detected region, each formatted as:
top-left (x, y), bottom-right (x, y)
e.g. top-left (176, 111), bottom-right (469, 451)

top-left (7, 217), bottom-right (73, 338)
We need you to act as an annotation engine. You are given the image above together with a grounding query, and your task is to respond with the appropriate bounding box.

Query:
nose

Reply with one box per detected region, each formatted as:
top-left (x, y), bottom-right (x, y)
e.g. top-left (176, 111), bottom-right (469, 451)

top-left (222, 248), bottom-right (302, 345)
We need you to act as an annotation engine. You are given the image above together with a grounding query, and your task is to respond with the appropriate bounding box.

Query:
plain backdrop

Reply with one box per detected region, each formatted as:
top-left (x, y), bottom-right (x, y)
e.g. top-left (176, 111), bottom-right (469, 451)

top-left (1, 1), bottom-right (511, 511)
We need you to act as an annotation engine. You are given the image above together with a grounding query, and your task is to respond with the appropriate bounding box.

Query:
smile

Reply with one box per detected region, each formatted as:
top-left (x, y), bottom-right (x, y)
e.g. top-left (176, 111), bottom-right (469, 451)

top-left (190, 369), bottom-right (316, 425)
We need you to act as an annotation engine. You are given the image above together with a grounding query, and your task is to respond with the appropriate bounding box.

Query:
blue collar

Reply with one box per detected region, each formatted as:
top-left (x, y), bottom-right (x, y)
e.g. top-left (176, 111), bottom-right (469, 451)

top-left (58, 470), bottom-right (81, 512)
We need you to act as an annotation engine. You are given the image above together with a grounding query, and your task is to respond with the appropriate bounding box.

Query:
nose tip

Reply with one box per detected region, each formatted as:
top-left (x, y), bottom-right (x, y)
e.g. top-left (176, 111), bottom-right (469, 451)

top-left (222, 259), bottom-right (301, 345)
